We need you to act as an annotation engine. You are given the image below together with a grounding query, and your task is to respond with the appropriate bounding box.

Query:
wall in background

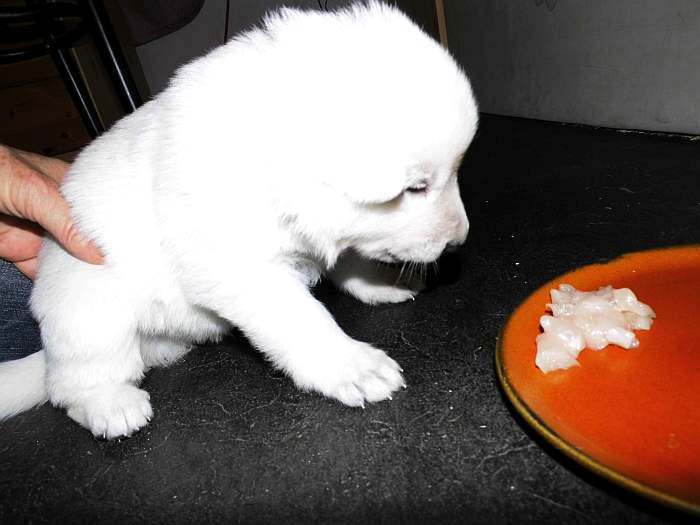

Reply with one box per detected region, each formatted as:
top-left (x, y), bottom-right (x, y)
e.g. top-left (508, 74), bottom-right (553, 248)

top-left (131, 0), bottom-right (439, 98)
top-left (224, 0), bottom-right (440, 47)
top-left (134, 1), bottom-right (353, 97)
top-left (133, 1), bottom-right (228, 97)
top-left (225, 0), bottom-right (349, 44)
top-left (445, 1), bottom-right (700, 134)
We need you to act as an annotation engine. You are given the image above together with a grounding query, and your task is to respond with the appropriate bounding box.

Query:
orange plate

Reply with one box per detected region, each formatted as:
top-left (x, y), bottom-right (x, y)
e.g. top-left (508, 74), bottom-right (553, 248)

top-left (496, 245), bottom-right (700, 514)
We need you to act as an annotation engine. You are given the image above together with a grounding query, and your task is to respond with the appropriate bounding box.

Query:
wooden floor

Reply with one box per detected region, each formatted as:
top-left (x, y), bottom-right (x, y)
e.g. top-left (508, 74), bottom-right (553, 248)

top-left (0, 55), bottom-right (91, 159)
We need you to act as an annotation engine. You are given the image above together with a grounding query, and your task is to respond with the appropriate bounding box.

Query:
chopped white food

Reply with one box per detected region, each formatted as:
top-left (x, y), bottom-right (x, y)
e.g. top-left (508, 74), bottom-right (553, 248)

top-left (536, 284), bottom-right (656, 373)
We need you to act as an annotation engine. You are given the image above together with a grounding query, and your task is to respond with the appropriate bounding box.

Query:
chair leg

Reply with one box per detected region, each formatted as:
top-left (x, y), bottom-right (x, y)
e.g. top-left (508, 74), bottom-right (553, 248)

top-left (80, 0), bottom-right (142, 114)
top-left (50, 46), bottom-right (104, 138)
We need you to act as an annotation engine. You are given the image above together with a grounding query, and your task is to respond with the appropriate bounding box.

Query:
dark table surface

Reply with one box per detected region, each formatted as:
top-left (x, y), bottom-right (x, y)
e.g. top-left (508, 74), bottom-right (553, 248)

top-left (1, 116), bottom-right (698, 524)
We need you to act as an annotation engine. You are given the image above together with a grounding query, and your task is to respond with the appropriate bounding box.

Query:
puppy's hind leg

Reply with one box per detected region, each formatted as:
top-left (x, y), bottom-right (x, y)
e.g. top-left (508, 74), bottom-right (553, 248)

top-left (32, 266), bottom-right (152, 439)
top-left (140, 307), bottom-right (229, 369)
top-left (141, 335), bottom-right (192, 369)
top-left (328, 249), bottom-right (425, 305)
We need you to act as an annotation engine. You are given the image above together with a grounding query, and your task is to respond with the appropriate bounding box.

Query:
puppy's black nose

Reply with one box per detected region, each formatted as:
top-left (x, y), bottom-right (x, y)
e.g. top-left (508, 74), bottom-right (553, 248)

top-left (443, 240), bottom-right (463, 254)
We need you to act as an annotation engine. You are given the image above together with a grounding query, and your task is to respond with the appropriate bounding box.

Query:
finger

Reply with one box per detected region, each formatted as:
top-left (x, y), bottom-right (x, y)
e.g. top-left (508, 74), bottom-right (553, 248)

top-left (0, 147), bottom-right (103, 265)
top-left (0, 215), bottom-right (44, 262)
top-left (13, 257), bottom-right (37, 280)
top-left (0, 146), bottom-right (54, 217)
top-left (34, 194), bottom-right (104, 265)
top-left (18, 177), bottom-right (105, 265)
top-left (10, 147), bottom-right (71, 184)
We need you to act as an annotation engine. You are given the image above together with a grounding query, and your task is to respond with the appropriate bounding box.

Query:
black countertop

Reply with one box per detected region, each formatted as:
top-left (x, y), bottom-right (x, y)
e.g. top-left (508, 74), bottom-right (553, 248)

top-left (1, 116), bottom-right (698, 524)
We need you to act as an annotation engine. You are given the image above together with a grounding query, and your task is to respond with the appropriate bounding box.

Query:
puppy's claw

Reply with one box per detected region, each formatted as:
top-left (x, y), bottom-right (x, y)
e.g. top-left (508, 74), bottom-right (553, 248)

top-left (66, 384), bottom-right (153, 440)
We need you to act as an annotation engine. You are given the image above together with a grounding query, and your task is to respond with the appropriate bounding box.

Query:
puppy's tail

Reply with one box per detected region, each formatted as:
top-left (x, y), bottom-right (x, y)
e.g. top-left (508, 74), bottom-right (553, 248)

top-left (0, 350), bottom-right (48, 420)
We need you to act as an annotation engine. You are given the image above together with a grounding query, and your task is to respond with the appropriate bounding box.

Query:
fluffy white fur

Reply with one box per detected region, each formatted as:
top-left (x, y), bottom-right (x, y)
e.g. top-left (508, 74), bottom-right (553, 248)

top-left (0, 2), bottom-right (477, 438)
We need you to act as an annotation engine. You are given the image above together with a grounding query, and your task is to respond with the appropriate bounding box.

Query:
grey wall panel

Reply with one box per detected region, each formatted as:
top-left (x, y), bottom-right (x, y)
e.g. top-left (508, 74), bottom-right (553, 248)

top-left (134, 1), bottom-right (355, 97)
top-left (134, 1), bottom-right (228, 96)
top-left (225, 1), bottom-right (353, 40)
top-left (445, 1), bottom-right (700, 134)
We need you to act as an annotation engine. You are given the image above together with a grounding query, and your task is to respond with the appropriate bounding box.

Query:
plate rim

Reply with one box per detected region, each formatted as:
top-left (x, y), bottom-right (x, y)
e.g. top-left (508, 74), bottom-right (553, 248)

top-left (495, 246), bottom-right (700, 516)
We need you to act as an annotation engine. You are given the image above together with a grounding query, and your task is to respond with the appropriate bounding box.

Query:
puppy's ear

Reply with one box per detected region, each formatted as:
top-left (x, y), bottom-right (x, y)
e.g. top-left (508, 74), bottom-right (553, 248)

top-left (331, 165), bottom-right (406, 204)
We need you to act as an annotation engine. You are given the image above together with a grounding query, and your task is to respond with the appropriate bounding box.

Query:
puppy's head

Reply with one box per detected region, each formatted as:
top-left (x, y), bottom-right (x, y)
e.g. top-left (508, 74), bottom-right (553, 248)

top-left (314, 3), bottom-right (478, 264)
top-left (346, 153), bottom-right (472, 265)
top-left (262, 2), bottom-right (477, 265)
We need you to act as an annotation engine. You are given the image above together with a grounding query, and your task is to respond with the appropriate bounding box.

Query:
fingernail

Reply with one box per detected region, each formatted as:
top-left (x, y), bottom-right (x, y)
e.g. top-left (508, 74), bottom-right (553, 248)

top-left (78, 237), bottom-right (105, 265)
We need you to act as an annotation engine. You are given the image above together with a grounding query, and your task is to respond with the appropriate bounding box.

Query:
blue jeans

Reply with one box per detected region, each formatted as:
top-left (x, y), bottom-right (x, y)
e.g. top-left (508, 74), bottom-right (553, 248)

top-left (0, 259), bottom-right (41, 362)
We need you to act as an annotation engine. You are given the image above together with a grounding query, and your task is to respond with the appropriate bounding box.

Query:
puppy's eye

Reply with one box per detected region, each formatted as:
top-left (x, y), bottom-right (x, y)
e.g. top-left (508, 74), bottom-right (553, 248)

top-left (406, 183), bottom-right (428, 194)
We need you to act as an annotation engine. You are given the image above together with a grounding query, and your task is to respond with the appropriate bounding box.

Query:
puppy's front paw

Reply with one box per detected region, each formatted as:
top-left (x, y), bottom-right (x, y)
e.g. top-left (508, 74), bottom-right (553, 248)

top-left (64, 384), bottom-right (153, 439)
top-left (293, 341), bottom-right (405, 408)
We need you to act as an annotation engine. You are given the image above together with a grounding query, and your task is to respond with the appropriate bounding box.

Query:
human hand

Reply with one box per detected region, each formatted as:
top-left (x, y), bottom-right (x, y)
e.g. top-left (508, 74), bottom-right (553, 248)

top-left (0, 145), bottom-right (103, 279)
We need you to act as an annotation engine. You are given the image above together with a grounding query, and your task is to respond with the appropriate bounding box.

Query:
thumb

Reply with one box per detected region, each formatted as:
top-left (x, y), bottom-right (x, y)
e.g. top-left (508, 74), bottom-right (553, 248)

top-left (31, 184), bottom-right (104, 266)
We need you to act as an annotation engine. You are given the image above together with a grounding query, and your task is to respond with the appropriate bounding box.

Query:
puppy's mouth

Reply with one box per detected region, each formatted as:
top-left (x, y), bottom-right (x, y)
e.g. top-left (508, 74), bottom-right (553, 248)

top-left (374, 251), bottom-right (405, 265)
top-left (372, 252), bottom-right (436, 289)
top-left (373, 249), bottom-right (441, 266)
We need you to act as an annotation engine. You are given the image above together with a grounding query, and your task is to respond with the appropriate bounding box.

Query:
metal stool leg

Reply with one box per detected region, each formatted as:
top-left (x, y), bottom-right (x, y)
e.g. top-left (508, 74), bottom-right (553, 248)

top-left (80, 0), bottom-right (142, 114)
top-left (27, 0), bottom-right (104, 137)
top-left (50, 46), bottom-right (104, 137)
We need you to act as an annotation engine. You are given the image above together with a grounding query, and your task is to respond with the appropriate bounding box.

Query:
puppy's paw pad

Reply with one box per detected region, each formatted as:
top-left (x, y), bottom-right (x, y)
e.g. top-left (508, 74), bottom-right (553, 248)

top-left (66, 384), bottom-right (153, 439)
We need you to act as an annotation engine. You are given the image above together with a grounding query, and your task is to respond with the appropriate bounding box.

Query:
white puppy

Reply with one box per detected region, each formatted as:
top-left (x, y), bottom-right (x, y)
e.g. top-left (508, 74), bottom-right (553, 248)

top-left (0, 1), bottom-right (477, 438)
